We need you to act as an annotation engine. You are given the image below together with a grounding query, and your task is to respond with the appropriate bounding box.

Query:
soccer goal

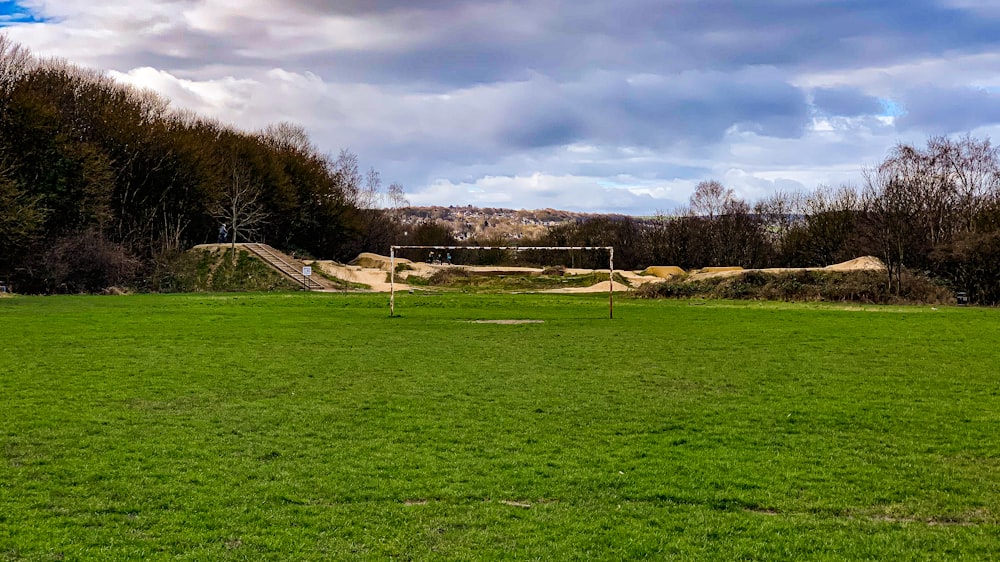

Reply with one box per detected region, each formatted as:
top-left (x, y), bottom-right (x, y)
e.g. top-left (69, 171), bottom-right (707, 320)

top-left (388, 245), bottom-right (615, 318)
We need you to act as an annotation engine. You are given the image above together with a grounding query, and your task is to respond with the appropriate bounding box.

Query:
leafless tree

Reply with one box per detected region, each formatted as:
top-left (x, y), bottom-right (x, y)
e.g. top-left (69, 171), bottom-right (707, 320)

top-left (214, 162), bottom-right (268, 253)
top-left (260, 122), bottom-right (315, 155)
top-left (333, 149), bottom-right (364, 206)
top-left (863, 164), bottom-right (923, 293)
top-left (0, 34), bottom-right (34, 94)
top-left (754, 189), bottom-right (804, 255)
top-left (689, 180), bottom-right (734, 219)
top-left (387, 181), bottom-right (408, 217)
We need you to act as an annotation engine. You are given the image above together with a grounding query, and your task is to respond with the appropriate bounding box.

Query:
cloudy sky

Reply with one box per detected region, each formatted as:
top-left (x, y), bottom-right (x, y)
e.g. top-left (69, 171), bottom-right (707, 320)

top-left (3, 0), bottom-right (1000, 214)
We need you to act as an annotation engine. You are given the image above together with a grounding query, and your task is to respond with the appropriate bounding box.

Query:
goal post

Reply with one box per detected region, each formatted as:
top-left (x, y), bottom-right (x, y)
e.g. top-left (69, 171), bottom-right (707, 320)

top-left (389, 245), bottom-right (615, 319)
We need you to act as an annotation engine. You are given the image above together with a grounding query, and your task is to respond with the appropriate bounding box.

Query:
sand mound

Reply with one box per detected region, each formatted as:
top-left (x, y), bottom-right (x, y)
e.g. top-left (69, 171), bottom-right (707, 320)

top-left (640, 266), bottom-right (686, 279)
top-left (687, 257), bottom-right (886, 281)
top-left (350, 252), bottom-right (407, 271)
top-left (314, 261), bottom-right (399, 291)
top-left (688, 268), bottom-right (746, 281)
top-left (825, 256), bottom-right (887, 272)
top-left (540, 280), bottom-right (632, 294)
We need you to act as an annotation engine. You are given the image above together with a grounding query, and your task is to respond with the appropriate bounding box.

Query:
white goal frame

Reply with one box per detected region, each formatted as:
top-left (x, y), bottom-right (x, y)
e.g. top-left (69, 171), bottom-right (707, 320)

top-left (389, 245), bottom-right (615, 318)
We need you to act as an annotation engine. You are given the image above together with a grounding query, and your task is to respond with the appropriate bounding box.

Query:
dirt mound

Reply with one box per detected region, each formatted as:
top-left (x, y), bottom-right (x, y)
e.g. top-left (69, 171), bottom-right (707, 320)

top-left (688, 267), bottom-right (745, 281)
top-left (687, 258), bottom-right (885, 281)
top-left (640, 266), bottom-right (686, 279)
top-left (314, 261), bottom-right (395, 291)
top-left (825, 256), bottom-right (887, 272)
top-left (350, 252), bottom-right (407, 271)
top-left (540, 280), bottom-right (632, 294)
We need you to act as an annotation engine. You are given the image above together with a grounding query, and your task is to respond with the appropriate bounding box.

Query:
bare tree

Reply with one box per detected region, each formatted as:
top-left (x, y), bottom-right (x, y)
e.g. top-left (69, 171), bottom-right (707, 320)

top-left (333, 149), bottom-right (364, 206)
top-left (0, 34), bottom-right (34, 94)
top-left (754, 189), bottom-right (804, 259)
top-left (214, 162), bottom-right (268, 253)
top-left (260, 122), bottom-right (316, 155)
top-left (689, 180), bottom-right (734, 219)
top-left (361, 166), bottom-right (382, 209)
top-left (387, 181), bottom-right (408, 217)
top-left (927, 135), bottom-right (1000, 232)
top-left (863, 164), bottom-right (923, 293)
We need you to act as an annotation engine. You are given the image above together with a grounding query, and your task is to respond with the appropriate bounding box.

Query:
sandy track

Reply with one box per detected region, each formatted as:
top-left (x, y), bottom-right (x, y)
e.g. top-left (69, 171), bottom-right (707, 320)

top-left (258, 252), bottom-right (887, 294)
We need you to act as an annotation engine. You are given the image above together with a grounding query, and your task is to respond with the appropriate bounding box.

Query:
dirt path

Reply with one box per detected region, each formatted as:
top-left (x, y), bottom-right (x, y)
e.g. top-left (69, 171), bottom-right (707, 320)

top-left (231, 249), bottom-right (888, 294)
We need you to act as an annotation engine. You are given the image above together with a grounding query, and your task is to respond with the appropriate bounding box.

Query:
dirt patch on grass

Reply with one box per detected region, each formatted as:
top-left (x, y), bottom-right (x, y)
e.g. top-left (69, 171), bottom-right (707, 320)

top-left (466, 319), bottom-right (545, 324)
top-left (500, 500), bottom-right (532, 508)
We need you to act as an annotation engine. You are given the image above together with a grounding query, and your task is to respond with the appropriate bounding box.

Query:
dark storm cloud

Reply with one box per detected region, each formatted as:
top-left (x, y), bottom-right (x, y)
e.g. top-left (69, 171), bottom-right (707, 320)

top-left (609, 70), bottom-right (809, 142)
top-left (485, 67), bottom-right (809, 153)
top-left (283, 0), bottom-right (1000, 87)
top-left (812, 87), bottom-right (883, 117)
top-left (897, 86), bottom-right (1000, 133)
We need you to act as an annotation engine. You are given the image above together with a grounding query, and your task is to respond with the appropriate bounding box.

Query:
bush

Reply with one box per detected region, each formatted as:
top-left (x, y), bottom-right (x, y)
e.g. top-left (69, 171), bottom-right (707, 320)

top-left (39, 230), bottom-right (141, 293)
top-left (427, 267), bottom-right (473, 286)
top-left (149, 248), bottom-right (202, 292)
top-left (634, 269), bottom-right (950, 305)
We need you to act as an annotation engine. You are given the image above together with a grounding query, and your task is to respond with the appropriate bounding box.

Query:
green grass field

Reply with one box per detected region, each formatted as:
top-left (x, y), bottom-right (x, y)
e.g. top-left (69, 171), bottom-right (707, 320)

top-left (2, 293), bottom-right (998, 560)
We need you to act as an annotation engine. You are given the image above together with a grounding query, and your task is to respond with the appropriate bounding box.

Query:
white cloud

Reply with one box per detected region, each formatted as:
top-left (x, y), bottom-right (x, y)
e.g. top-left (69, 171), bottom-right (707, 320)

top-left (413, 174), bottom-right (677, 214)
top-left (6, 0), bottom-right (1000, 214)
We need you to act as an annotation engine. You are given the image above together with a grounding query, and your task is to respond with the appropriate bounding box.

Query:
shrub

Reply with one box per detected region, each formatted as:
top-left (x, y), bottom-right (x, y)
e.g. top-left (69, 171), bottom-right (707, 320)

top-left (39, 230), bottom-right (141, 293)
top-left (634, 268), bottom-right (949, 305)
top-left (427, 267), bottom-right (473, 286)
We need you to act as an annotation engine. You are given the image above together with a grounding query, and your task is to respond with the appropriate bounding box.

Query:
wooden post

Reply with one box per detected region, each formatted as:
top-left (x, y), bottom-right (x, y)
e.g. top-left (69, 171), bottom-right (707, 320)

top-left (609, 247), bottom-right (614, 320)
top-left (389, 246), bottom-right (395, 317)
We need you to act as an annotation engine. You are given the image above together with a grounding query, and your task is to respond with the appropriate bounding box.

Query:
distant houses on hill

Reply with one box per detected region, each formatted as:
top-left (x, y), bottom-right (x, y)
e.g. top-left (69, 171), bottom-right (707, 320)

top-left (398, 206), bottom-right (638, 240)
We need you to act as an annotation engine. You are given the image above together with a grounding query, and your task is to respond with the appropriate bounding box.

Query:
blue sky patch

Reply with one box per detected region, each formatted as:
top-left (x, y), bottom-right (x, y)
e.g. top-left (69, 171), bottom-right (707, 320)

top-left (0, 1), bottom-right (45, 25)
top-left (879, 98), bottom-right (907, 118)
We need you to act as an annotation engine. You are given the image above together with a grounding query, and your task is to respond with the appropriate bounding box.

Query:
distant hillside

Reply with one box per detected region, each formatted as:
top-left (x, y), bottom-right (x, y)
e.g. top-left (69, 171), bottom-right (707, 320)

top-left (399, 206), bottom-right (636, 241)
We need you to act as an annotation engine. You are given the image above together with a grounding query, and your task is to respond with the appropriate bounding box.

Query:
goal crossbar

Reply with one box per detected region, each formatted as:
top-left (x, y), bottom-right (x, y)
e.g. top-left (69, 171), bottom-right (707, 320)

top-left (389, 245), bottom-right (615, 318)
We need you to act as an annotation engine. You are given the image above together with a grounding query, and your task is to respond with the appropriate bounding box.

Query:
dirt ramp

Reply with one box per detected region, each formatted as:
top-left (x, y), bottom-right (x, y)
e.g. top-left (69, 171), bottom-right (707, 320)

top-left (825, 256), bottom-right (887, 272)
top-left (350, 252), bottom-right (405, 271)
top-left (688, 267), bottom-right (745, 281)
top-left (640, 266), bottom-right (686, 279)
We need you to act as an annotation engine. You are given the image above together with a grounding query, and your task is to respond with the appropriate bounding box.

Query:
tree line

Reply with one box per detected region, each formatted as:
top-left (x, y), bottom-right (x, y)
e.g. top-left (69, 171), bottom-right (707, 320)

top-left (401, 136), bottom-right (1000, 305)
top-left (5, 33), bottom-right (1000, 303)
top-left (0, 35), bottom-right (404, 293)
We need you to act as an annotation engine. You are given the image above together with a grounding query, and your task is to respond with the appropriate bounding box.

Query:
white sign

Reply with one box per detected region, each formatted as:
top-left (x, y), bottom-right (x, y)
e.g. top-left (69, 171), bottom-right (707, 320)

top-left (302, 266), bottom-right (312, 277)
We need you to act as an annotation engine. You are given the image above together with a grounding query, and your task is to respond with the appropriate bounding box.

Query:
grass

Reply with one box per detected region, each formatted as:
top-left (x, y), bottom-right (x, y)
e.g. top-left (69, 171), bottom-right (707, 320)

top-left (1, 293), bottom-right (998, 560)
